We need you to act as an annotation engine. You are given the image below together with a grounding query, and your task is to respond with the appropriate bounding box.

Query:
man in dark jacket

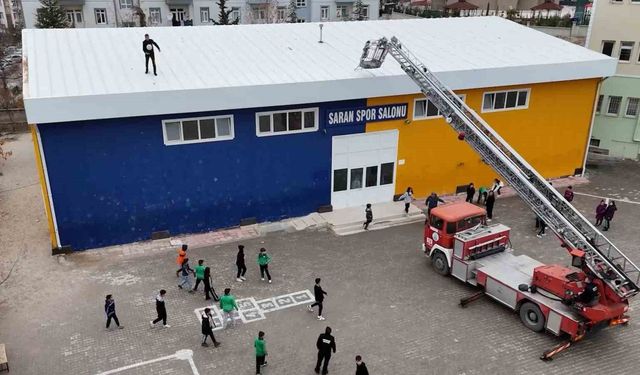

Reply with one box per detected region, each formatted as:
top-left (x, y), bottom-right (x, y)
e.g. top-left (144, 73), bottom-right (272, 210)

top-left (142, 34), bottom-right (161, 76)
top-left (603, 201), bottom-right (617, 231)
top-left (236, 245), bottom-right (247, 282)
top-left (150, 289), bottom-right (169, 328)
top-left (308, 278), bottom-right (328, 321)
top-left (355, 355), bottom-right (369, 375)
top-left (425, 192), bottom-right (445, 223)
top-left (104, 294), bottom-right (123, 330)
top-left (315, 326), bottom-right (336, 375)
top-left (201, 308), bottom-right (221, 347)
top-left (465, 183), bottom-right (475, 203)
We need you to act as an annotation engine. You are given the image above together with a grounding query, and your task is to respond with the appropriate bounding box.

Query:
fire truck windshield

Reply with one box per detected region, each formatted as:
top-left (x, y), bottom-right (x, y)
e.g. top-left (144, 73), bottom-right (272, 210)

top-left (456, 215), bottom-right (484, 232)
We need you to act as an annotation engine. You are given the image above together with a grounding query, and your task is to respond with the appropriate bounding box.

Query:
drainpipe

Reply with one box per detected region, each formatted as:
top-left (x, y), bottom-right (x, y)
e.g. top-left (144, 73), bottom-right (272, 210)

top-left (633, 107), bottom-right (640, 143)
top-left (112, 0), bottom-right (120, 27)
top-left (581, 77), bottom-right (606, 177)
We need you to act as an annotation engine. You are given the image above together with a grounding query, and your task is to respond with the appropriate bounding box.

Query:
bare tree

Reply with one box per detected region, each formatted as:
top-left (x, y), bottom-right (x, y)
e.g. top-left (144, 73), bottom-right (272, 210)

top-left (243, 0), bottom-right (284, 24)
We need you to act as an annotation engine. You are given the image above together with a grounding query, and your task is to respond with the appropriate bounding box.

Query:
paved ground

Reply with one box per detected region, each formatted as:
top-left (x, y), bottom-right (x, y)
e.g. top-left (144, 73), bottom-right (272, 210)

top-left (1, 133), bottom-right (640, 374)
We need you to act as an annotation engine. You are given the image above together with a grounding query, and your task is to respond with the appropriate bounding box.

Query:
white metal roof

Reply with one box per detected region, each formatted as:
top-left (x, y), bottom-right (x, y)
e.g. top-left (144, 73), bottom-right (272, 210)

top-left (22, 17), bottom-right (616, 124)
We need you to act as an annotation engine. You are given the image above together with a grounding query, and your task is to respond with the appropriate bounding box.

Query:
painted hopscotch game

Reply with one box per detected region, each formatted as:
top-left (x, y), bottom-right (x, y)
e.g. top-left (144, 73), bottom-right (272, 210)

top-left (193, 289), bottom-right (314, 330)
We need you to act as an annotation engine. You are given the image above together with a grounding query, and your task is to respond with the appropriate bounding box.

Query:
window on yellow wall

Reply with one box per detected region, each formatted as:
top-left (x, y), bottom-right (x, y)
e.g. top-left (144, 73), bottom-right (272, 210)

top-left (414, 95), bottom-right (465, 120)
top-left (482, 89), bottom-right (529, 112)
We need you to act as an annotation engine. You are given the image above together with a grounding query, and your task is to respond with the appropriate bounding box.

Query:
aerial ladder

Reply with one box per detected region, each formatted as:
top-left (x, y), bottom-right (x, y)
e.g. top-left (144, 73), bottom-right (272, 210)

top-left (358, 37), bottom-right (640, 357)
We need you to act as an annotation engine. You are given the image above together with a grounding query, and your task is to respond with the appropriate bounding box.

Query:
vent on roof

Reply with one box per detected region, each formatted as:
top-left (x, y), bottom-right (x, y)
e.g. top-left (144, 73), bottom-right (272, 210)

top-left (318, 24), bottom-right (324, 44)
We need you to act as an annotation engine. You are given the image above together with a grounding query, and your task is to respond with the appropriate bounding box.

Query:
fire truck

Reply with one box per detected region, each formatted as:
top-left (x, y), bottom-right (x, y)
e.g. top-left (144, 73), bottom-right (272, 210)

top-left (359, 37), bottom-right (640, 360)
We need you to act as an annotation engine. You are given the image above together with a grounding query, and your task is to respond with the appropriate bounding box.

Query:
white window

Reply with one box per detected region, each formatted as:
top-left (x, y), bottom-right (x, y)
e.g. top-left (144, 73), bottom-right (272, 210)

top-left (119, 0), bottom-right (133, 9)
top-left (163, 115), bottom-right (235, 145)
top-left (231, 8), bottom-right (240, 22)
top-left (606, 96), bottom-right (622, 116)
top-left (149, 8), bottom-right (161, 25)
top-left (66, 10), bottom-right (82, 25)
top-left (321, 6), bottom-right (329, 20)
top-left (362, 5), bottom-right (369, 19)
top-left (337, 5), bottom-right (347, 18)
top-left (414, 95), bottom-right (465, 120)
top-left (170, 8), bottom-right (186, 21)
top-left (200, 7), bottom-right (210, 23)
top-left (253, 8), bottom-right (266, 20)
top-left (296, 0), bottom-right (306, 7)
top-left (619, 41), bottom-right (634, 62)
top-left (482, 89), bottom-right (529, 112)
top-left (596, 94), bottom-right (604, 114)
top-left (94, 8), bottom-right (107, 24)
top-left (277, 7), bottom-right (286, 21)
top-left (256, 108), bottom-right (318, 136)
top-left (625, 97), bottom-right (639, 117)
top-left (601, 41), bottom-right (615, 57)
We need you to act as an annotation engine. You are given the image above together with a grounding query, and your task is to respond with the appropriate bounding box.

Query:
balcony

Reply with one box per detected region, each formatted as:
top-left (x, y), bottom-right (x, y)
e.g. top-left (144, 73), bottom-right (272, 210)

top-left (58, 0), bottom-right (85, 5)
top-left (165, 0), bottom-right (192, 5)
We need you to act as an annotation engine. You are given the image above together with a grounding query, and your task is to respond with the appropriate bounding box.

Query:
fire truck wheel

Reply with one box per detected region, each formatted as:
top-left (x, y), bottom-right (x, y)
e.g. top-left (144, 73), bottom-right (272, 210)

top-left (519, 302), bottom-right (545, 332)
top-left (432, 251), bottom-right (450, 276)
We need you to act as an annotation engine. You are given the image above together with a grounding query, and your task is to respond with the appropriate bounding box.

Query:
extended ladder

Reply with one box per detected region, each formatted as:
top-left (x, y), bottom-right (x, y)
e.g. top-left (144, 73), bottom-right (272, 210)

top-left (359, 37), bottom-right (640, 299)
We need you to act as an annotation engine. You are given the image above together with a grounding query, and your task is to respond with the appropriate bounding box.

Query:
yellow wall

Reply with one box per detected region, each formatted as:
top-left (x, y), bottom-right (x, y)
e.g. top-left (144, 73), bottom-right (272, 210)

top-left (30, 124), bottom-right (58, 249)
top-left (366, 79), bottom-right (599, 198)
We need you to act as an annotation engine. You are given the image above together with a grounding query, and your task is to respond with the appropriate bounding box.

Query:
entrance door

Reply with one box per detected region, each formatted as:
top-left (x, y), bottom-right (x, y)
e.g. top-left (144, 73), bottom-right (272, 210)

top-left (331, 130), bottom-right (398, 209)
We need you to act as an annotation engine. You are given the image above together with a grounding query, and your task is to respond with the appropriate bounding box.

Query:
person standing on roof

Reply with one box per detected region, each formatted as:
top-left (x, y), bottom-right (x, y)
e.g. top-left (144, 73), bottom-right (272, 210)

top-left (398, 187), bottom-right (414, 215)
top-left (142, 34), bottom-right (161, 76)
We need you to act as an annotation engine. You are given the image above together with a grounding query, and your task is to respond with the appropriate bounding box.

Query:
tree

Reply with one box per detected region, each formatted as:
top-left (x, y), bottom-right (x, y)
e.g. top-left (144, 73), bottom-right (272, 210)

top-left (35, 0), bottom-right (68, 28)
top-left (213, 0), bottom-right (240, 25)
top-left (287, 0), bottom-right (297, 23)
top-left (352, 0), bottom-right (366, 20)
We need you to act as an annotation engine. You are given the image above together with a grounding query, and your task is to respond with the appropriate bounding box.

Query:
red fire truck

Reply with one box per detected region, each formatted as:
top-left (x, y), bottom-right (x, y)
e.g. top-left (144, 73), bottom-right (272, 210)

top-left (359, 37), bottom-right (640, 360)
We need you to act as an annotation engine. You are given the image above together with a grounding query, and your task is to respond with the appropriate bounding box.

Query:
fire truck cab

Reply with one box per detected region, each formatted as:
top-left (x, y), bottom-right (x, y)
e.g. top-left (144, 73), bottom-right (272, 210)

top-left (423, 202), bottom-right (507, 276)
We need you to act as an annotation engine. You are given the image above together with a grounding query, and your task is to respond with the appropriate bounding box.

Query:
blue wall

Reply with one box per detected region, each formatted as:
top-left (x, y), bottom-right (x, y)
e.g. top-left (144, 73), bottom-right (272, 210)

top-left (39, 100), bottom-right (367, 250)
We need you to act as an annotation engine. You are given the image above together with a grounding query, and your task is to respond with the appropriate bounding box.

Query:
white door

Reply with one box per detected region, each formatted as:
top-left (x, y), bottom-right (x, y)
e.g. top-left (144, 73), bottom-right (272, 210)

top-left (331, 130), bottom-right (398, 209)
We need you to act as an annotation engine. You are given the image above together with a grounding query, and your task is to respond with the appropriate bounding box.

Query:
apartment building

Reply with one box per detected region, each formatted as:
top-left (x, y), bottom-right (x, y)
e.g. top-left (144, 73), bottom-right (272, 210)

top-left (20, 0), bottom-right (378, 28)
top-left (586, 0), bottom-right (640, 159)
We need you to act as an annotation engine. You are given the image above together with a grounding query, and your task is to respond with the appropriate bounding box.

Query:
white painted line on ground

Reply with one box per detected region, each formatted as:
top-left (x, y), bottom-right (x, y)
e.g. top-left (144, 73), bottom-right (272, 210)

top-left (574, 192), bottom-right (640, 205)
top-left (96, 349), bottom-right (199, 375)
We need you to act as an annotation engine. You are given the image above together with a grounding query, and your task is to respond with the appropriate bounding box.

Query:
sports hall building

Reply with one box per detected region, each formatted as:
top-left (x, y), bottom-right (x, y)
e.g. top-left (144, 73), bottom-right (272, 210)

top-left (22, 17), bottom-right (615, 251)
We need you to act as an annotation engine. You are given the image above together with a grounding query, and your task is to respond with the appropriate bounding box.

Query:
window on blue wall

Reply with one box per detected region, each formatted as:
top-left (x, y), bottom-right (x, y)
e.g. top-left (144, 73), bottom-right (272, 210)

top-left (163, 115), bottom-right (235, 145)
top-left (256, 107), bottom-right (319, 136)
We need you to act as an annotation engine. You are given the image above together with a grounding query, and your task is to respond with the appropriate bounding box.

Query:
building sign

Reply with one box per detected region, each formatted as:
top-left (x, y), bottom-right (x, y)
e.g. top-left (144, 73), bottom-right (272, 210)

top-left (327, 103), bottom-right (408, 126)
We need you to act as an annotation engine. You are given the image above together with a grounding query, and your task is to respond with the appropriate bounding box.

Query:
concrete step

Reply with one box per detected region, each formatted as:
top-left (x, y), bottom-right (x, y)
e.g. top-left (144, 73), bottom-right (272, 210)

top-left (332, 212), bottom-right (425, 236)
top-left (332, 211), bottom-right (424, 231)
